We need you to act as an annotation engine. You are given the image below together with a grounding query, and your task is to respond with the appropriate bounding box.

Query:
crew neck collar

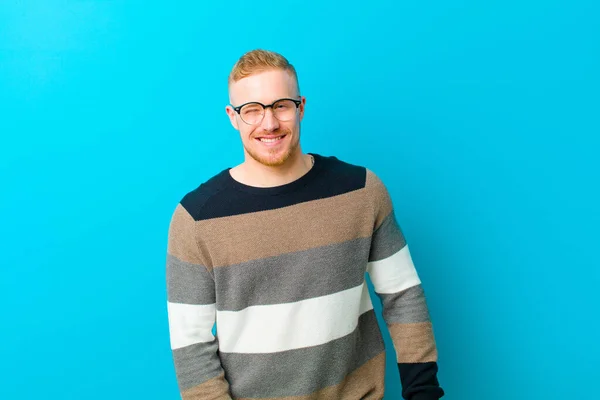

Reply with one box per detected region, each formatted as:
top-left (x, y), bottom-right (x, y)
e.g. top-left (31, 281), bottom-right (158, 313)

top-left (223, 153), bottom-right (323, 196)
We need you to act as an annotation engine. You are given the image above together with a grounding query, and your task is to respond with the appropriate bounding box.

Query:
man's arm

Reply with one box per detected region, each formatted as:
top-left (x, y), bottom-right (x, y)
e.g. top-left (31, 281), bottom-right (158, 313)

top-left (166, 203), bottom-right (232, 400)
top-left (365, 170), bottom-right (444, 400)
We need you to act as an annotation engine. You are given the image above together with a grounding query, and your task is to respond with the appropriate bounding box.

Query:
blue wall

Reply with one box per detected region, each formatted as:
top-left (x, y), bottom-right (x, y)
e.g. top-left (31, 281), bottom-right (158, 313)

top-left (1, 1), bottom-right (598, 399)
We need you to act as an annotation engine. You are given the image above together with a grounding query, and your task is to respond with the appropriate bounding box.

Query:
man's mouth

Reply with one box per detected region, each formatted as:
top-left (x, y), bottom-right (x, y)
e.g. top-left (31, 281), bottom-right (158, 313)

top-left (256, 134), bottom-right (286, 143)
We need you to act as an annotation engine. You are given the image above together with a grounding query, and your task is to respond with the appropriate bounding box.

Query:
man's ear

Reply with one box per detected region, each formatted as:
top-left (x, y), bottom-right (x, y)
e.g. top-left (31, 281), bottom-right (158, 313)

top-left (225, 105), bottom-right (239, 130)
top-left (298, 96), bottom-right (306, 121)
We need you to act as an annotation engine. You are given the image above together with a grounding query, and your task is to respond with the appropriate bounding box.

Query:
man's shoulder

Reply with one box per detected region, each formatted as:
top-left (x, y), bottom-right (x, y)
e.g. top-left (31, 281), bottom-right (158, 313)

top-left (177, 168), bottom-right (230, 220)
top-left (318, 154), bottom-right (390, 203)
top-left (316, 153), bottom-right (377, 186)
top-left (318, 153), bottom-right (360, 169)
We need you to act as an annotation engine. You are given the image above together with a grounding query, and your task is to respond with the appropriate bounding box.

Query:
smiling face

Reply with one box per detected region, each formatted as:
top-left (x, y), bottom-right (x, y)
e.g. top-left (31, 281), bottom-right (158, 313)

top-left (226, 69), bottom-right (305, 167)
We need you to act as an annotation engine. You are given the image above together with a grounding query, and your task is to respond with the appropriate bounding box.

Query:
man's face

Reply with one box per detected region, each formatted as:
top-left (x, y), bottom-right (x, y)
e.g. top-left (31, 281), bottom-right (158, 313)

top-left (226, 69), bottom-right (305, 167)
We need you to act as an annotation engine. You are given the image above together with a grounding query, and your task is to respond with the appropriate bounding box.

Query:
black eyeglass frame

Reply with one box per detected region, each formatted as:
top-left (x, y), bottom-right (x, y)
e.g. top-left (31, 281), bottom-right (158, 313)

top-left (231, 97), bottom-right (302, 124)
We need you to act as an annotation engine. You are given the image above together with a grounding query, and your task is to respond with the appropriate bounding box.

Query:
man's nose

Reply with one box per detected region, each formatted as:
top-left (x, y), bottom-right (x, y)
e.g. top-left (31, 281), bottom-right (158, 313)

top-left (261, 107), bottom-right (279, 131)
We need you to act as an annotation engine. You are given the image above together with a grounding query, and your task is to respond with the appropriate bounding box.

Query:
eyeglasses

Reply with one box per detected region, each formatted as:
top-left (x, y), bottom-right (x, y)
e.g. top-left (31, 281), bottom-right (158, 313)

top-left (232, 98), bottom-right (302, 125)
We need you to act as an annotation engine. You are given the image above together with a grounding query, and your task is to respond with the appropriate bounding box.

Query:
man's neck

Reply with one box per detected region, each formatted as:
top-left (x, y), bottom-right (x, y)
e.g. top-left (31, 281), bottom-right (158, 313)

top-left (230, 152), bottom-right (314, 188)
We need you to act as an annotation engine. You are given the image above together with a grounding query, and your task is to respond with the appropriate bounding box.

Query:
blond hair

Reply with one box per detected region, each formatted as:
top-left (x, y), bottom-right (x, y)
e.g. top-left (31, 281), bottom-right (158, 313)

top-left (228, 49), bottom-right (300, 93)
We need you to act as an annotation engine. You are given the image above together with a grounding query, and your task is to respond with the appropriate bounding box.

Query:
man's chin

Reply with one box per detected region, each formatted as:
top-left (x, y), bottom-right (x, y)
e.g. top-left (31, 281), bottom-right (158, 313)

top-left (255, 153), bottom-right (289, 167)
top-left (247, 147), bottom-right (295, 167)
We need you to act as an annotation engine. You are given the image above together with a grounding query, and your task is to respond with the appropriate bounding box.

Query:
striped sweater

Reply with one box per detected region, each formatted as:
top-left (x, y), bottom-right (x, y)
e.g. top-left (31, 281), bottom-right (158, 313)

top-left (166, 153), bottom-right (444, 400)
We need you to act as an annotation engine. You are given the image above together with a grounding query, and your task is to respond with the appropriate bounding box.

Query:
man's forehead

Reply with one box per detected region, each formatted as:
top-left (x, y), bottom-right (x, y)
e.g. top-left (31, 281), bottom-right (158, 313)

top-left (229, 70), bottom-right (298, 104)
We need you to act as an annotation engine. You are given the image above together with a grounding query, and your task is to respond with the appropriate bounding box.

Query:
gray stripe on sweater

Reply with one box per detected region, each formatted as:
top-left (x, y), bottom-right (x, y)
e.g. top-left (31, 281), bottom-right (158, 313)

top-left (369, 211), bottom-right (406, 262)
top-left (172, 339), bottom-right (224, 391)
top-left (167, 254), bottom-right (215, 305)
top-left (377, 284), bottom-right (431, 324)
top-left (214, 237), bottom-right (371, 311)
top-left (220, 310), bottom-right (385, 399)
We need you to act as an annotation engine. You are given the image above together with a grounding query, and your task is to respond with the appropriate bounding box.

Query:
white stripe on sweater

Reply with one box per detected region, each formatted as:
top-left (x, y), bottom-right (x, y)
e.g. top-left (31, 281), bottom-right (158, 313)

top-left (216, 282), bottom-right (373, 354)
top-left (367, 245), bottom-right (421, 294)
top-left (167, 302), bottom-right (216, 350)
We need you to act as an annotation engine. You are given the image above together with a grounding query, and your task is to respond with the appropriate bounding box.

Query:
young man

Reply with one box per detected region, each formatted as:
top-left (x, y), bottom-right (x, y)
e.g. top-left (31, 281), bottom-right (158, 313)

top-left (166, 49), bottom-right (444, 400)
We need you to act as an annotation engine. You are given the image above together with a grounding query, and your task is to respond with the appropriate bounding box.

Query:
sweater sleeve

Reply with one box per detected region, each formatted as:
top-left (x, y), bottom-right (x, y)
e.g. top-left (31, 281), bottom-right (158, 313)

top-left (365, 170), bottom-right (444, 400)
top-left (166, 203), bottom-right (232, 400)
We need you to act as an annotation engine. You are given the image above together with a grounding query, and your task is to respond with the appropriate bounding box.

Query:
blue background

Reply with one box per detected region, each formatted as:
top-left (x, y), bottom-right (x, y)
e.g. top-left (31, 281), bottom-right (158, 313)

top-left (1, 1), bottom-right (598, 399)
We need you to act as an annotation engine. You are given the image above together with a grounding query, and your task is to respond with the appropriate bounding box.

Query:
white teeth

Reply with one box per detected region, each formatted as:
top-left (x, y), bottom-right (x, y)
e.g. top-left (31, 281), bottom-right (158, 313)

top-left (259, 136), bottom-right (284, 143)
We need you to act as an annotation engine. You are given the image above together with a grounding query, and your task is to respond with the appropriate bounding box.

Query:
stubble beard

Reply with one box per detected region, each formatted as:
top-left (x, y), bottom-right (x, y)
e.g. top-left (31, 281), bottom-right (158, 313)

top-left (245, 128), bottom-right (301, 167)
